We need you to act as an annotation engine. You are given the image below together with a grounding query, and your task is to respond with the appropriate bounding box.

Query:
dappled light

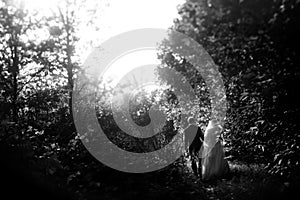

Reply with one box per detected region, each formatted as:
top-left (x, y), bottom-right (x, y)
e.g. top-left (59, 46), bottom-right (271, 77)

top-left (0, 0), bottom-right (299, 200)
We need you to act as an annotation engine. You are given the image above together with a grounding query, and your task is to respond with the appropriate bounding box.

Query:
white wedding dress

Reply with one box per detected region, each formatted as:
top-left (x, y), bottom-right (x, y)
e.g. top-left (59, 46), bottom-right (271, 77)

top-left (201, 120), bottom-right (229, 181)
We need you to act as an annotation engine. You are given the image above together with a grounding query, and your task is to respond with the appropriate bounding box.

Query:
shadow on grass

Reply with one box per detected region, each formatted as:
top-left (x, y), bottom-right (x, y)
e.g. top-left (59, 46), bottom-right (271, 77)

top-left (202, 161), bottom-right (299, 200)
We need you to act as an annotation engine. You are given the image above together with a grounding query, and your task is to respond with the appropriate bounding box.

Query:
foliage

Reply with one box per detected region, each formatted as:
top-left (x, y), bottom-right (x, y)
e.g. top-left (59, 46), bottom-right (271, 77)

top-left (0, 0), bottom-right (57, 121)
top-left (0, 0), bottom-right (299, 199)
top-left (158, 0), bottom-right (300, 178)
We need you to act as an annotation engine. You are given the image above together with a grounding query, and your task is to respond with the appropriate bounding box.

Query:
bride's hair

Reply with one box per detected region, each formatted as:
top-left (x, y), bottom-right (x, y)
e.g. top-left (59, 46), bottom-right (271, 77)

top-left (210, 119), bottom-right (219, 126)
top-left (207, 119), bottom-right (223, 134)
top-left (187, 117), bottom-right (196, 125)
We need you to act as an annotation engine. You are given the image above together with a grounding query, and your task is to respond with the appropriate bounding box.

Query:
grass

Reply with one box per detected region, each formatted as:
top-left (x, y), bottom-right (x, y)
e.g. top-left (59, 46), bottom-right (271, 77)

top-left (87, 160), bottom-right (298, 200)
top-left (201, 161), bottom-right (297, 200)
top-left (1, 142), bottom-right (298, 200)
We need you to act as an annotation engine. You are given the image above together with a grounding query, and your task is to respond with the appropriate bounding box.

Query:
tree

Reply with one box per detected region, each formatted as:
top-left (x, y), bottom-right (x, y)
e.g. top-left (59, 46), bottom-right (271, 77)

top-left (0, 0), bottom-right (55, 122)
top-left (159, 0), bottom-right (300, 177)
top-left (46, 0), bottom-right (104, 120)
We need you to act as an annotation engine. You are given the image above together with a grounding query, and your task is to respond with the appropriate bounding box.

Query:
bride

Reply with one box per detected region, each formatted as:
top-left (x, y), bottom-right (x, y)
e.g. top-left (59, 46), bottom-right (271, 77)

top-left (201, 119), bottom-right (229, 181)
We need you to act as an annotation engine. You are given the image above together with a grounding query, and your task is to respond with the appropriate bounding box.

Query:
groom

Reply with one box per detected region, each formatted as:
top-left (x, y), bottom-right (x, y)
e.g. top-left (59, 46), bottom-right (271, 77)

top-left (184, 117), bottom-right (204, 177)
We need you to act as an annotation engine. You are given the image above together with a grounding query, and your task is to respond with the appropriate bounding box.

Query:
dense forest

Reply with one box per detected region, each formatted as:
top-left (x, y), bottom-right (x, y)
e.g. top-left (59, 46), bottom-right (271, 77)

top-left (0, 0), bottom-right (299, 200)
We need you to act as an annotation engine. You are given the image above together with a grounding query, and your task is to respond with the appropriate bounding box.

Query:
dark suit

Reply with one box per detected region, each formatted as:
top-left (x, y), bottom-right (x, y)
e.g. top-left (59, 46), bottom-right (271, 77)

top-left (184, 124), bottom-right (204, 177)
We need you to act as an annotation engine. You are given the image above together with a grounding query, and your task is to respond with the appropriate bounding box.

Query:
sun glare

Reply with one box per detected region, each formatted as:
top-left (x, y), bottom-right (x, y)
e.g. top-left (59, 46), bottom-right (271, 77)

top-left (95, 0), bottom-right (185, 92)
top-left (15, 0), bottom-right (185, 92)
top-left (16, 0), bottom-right (185, 64)
top-left (102, 49), bottom-right (160, 88)
top-left (20, 0), bottom-right (60, 12)
top-left (79, 0), bottom-right (185, 61)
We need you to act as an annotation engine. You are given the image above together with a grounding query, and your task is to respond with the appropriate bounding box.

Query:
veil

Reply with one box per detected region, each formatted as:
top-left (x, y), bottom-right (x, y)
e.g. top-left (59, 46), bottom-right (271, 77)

top-left (201, 119), bottom-right (229, 180)
top-left (200, 119), bottom-right (222, 158)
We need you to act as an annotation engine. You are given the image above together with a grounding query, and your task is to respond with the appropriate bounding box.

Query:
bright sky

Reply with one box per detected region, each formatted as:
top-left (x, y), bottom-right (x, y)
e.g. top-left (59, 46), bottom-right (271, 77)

top-left (18, 0), bottom-right (184, 49)
top-left (98, 0), bottom-right (184, 40)
top-left (103, 49), bottom-right (160, 87)
top-left (96, 0), bottom-right (185, 88)
top-left (18, 0), bottom-right (185, 89)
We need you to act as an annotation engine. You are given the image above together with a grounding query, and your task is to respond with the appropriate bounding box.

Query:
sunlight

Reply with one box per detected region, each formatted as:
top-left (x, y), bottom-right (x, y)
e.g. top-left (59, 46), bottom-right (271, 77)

top-left (1, 0), bottom-right (298, 195)
top-left (15, 0), bottom-right (186, 91)
top-left (96, 0), bottom-right (185, 93)
top-left (15, 0), bottom-right (61, 15)
top-left (102, 49), bottom-right (160, 89)
top-left (14, 0), bottom-right (186, 64)
top-left (100, 0), bottom-right (185, 35)
top-left (79, 0), bottom-right (185, 61)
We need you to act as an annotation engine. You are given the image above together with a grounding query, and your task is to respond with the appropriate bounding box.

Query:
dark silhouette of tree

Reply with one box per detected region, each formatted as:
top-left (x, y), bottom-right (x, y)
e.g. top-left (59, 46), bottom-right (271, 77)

top-left (0, 0), bottom-right (55, 122)
top-left (46, 0), bottom-right (103, 120)
top-left (159, 0), bottom-right (300, 178)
